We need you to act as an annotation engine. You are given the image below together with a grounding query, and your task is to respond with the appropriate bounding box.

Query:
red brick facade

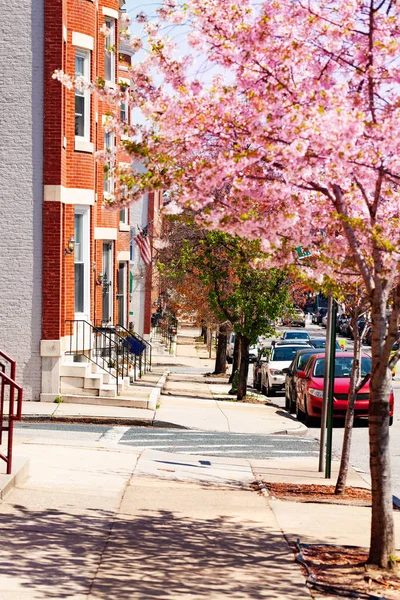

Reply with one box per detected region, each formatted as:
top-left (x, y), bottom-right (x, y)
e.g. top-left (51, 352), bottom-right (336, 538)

top-left (43, 0), bottom-right (130, 341)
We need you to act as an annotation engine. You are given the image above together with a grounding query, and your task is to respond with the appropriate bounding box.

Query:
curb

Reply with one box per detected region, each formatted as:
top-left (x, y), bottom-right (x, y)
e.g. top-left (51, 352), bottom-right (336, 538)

top-left (0, 457), bottom-right (30, 500)
top-left (148, 370), bottom-right (169, 411)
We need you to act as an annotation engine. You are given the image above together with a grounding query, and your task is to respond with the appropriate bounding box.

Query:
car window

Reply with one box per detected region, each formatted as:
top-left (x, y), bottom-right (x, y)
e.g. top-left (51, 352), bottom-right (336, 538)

top-left (311, 339), bottom-right (325, 348)
top-left (313, 356), bottom-right (372, 378)
top-left (284, 331), bottom-right (309, 339)
top-left (271, 346), bottom-right (307, 362)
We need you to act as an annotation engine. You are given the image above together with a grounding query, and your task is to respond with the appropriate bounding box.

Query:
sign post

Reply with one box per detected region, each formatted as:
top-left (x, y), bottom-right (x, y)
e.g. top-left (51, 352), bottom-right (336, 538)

top-left (325, 299), bottom-right (337, 479)
top-left (319, 294), bottom-right (332, 472)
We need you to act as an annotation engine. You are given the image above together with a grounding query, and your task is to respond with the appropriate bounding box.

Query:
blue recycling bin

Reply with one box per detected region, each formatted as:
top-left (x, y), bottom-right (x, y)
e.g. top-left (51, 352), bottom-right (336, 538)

top-left (124, 336), bottom-right (146, 356)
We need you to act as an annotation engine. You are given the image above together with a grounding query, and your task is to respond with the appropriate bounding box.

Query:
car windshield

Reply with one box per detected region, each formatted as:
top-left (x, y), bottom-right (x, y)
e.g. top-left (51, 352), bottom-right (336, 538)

top-left (313, 356), bottom-right (372, 378)
top-left (311, 339), bottom-right (341, 350)
top-left (297, 352), bottom-right (317, 369)
top-left (271, 346), bottom-right (307, 362)
top-left (284, 331), bottom-right (309, 339)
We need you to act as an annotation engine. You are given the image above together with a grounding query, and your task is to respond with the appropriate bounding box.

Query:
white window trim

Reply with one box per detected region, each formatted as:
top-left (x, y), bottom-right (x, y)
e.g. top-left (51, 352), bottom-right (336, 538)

top-left (104, 131), bottom-right (115, 197)
top-left (72, 32), bottom-right (94, 51)
top-left (104, 18), bottom-right (116, 84)
top-left (74, 206), bottom-right (91, 321)
top-left (103, 7), bottom-right (119, 19)
top-left (75, 49), bottom-right (91, 144)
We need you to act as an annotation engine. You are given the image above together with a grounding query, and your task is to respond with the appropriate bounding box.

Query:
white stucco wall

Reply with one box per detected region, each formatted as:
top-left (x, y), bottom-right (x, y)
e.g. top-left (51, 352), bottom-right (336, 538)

top-left (0, 1), bottom-right (44, 400)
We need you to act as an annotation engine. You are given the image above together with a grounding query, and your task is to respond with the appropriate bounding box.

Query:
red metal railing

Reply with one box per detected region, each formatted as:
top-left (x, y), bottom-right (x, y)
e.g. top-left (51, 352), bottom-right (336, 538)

top-left (0, 351), bottom-right (23, 474)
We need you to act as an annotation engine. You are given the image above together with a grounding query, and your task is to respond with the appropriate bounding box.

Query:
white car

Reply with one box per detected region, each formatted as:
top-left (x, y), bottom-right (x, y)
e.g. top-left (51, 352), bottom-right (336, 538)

top-left (226, 332), bottom-right (235, 363)
top-left (261, 344), bottom-right (309, 396)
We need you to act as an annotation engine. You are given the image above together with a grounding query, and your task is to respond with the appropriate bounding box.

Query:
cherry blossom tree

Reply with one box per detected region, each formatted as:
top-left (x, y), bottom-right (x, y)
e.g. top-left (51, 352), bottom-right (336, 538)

top-left (112, 0), bottom-right (400, 568)
top-left (55, 0), bottom-right (400, 567)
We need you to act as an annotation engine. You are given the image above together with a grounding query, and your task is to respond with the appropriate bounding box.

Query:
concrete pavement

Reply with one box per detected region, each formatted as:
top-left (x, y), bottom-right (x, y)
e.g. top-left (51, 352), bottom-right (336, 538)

top-left (0, 327), bottom-right (398, 598)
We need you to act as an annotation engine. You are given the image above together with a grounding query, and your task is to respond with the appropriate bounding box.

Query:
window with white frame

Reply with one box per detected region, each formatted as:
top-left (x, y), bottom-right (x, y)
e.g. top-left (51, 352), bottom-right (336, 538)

top-left (75, 50), bottom-right (91, 140)
top-left (120, 101), bottom-right (127, 123)
top-left (104, 18), bottom-right (115, 83)
top-left (104, 131), bottom-right (114, 195)
top-left (74, 206), bottom-right (90, 317)
top-left (119, 207), bottom-right (128, 225)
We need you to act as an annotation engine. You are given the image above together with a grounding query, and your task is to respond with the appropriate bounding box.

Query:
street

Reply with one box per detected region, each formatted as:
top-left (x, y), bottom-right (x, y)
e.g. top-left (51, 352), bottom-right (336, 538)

top-left (255, 323), bottom-right (400, 499)
top-left (10, 322), bottom-right (400, 500)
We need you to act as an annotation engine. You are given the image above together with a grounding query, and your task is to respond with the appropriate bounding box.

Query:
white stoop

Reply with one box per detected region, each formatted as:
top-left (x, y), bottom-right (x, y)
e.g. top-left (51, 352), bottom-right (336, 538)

top-left (57, 358), bottom-right (151, 408)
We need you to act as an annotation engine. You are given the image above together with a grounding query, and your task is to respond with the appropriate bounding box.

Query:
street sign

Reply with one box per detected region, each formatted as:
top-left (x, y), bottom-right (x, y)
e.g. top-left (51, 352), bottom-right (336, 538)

top-left (295, 246), bottom-right (312, 259)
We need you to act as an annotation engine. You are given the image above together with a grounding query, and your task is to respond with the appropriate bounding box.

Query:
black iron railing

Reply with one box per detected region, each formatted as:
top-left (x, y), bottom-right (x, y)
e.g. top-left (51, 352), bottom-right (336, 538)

top-left (115, 325), bottom-right (152, 377)
top-left (65, 320), bottom-right (136, 393)
top-left (94, 322), bottom-right (151, 379)
top-left (152, 314), bottom-right (178, 352)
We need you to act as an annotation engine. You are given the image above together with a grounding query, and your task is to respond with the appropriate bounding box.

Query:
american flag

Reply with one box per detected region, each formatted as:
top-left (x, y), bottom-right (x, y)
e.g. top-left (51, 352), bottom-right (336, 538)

top-left (134, 228), bottom-right (152, 265)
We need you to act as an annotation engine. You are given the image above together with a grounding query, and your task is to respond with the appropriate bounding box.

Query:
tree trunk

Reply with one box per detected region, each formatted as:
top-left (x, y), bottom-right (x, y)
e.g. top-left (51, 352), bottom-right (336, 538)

top-left (229, 334), bottom-right (241, 384)
top-left (335, 311), bottom-right (361, 495)
top-left (214, 325), bottom-right (227, 374)
top-left (237, 334), bottom-right (250, 400)
top-left (201, 325), bottom-right (207, 344)
top-left (368, 297), bottom-right (395, 568)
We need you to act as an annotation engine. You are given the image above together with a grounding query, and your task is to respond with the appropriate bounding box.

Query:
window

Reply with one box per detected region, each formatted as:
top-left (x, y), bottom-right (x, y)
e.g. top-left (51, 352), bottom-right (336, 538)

top-left (120, 101), bottom-right (127, 123)
top-left (104, 18), bottom-right (115, 82)
top-left (119, 208), bottom-right (128, 225)
top-left (75, 50), bottom-right (90, 140)
top-left (74, 207), bottom-right (90, 316)
top-left (104, 132), bottom-right (114, 195)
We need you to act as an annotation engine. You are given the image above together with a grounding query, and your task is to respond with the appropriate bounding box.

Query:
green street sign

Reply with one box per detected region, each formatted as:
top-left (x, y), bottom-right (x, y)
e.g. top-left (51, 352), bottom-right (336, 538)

top-left (295, 246), bottom-right (312, 259)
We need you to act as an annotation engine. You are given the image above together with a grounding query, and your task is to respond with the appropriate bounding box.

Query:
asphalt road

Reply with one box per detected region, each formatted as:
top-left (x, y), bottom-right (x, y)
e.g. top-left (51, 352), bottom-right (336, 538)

top-left (13, 423), bottom-right (319, 460)
top-left (258, 324), bottom-right (400, 499)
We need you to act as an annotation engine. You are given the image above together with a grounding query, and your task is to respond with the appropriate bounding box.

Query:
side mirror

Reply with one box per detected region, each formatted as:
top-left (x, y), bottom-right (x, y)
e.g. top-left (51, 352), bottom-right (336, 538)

top-left (297, 371), bottom-right (307, 379)
top-left (282, 367), bottom-right (290, 374)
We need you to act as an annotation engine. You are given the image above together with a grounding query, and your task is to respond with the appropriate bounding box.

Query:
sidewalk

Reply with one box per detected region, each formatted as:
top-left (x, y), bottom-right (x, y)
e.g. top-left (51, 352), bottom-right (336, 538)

top-left (0, 327), bottom-right (399, 598)
top-left (14, 327), bottom-right (307, 435)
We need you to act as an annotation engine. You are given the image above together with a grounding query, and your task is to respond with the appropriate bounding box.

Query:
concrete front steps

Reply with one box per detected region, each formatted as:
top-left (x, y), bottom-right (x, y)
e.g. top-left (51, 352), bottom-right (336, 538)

top-left (41, 362), bottom-right (164, 410)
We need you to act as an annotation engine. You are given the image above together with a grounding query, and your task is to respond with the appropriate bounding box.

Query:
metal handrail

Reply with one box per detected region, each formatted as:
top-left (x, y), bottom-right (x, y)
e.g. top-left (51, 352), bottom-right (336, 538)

top-left (115, 324), bottom-right (152, 375)
top-left (0, 361), bottom-right (23, 474)
top-left (65, 320), bottom-right (140, 389)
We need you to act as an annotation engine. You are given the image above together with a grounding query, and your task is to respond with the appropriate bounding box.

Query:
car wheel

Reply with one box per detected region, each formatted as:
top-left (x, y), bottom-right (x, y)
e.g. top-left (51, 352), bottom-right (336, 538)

top-left (295, 399), bottom-right (304, 421)
top-left (266, 380), bottom-right (275, 397)
top-left (289, 393), bottom-right (296, 414)
top-left (285, 393), bottom-right (290, 411)
top-left (389, 416), bottom-right (394, 426)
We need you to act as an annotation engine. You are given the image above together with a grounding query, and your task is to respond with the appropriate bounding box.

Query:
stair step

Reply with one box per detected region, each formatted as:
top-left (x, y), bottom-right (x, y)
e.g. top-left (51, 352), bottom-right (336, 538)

top-left (60, 394), bottom-right (151, 409)
top-left (60, 363), bottom-right (91, 378)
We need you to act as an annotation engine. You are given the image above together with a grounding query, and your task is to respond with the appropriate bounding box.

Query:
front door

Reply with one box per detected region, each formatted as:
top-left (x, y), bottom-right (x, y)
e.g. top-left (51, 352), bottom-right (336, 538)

top-left (117, 261), bottom-right (127, 327)
top-left (102, 242), bottom-right (113, 323)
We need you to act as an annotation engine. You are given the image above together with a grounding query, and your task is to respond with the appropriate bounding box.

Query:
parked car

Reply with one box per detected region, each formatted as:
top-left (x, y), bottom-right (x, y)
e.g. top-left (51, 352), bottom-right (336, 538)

top-left (226, 332), bottom-right (235, 363)
top-left (295, 352), bottom-right (394, 425)
top-left (284, 348), bottom-right (324, 413)
top-left (260, 344), bottom-right (310, 396)
top-left (281, 330), bottom-right (311, 342)
top-left (248, 345), bottom-right (258, 363)
top-left (315, 307), bottom-right (328, 325)
top-left (337, 315), bottom-right (351, 337)
top-left (283, 309), bottom-right (306, 327)
top-left (309, 337), bottom-right (342, 351)
top-left (253, 348), bottom-right (270, 390)
top-left (274, 340), bottom-right (311, 347)
top-left (321, 314), bottom-right (328, 328)
top-left (364, 325), bottom-right (372, 346)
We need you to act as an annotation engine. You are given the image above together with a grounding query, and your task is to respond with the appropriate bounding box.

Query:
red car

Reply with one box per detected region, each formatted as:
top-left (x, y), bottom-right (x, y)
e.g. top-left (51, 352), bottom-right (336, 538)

top-left (295, 352), bottom-right (394, 425)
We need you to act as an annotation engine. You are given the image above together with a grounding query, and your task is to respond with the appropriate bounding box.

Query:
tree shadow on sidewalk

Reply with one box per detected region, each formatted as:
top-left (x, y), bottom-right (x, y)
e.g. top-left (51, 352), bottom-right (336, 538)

top-left (0, 498), bottom-right (308, 599)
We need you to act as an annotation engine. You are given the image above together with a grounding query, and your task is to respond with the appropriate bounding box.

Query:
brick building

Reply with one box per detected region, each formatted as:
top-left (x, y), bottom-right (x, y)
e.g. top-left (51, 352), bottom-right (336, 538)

top-left (0, 0), bottom-right (160, 401)
top-left (41, 0), bottom-right (138, 401)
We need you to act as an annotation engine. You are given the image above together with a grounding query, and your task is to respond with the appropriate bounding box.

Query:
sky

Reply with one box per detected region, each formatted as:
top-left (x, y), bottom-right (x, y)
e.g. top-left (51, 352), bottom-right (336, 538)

top-left (123, 0), bottom-right (230, 85)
